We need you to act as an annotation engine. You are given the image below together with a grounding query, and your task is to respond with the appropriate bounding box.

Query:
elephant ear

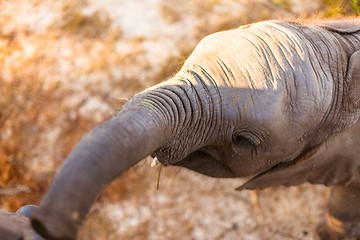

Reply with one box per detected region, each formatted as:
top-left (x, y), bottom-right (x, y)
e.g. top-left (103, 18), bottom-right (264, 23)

top-left (346, 50), bottom-right (360, 111)
top-left (315, 18), bottom-right (360, 33)
top-left (236, 51), bottom-right (360, 191)
top-left (315, 19), bottom-right (360, 107)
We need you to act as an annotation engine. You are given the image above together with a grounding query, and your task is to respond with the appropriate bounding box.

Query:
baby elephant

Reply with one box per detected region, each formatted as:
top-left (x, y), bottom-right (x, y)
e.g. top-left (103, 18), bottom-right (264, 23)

top-left (30, 18), bottom-right (360, 239)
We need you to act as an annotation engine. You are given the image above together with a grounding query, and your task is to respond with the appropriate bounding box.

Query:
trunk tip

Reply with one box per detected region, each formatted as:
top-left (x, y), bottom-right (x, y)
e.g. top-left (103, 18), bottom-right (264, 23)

top-left (30, 209), bottom-right (76, 240)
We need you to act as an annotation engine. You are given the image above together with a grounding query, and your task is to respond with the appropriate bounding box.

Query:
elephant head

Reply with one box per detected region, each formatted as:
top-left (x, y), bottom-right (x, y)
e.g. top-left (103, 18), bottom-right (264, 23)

top-left (30, 19), bottom-right (360, 240)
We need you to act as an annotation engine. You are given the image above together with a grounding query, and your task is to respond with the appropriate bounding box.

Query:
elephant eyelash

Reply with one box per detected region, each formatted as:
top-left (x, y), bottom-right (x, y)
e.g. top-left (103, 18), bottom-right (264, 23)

top-left (232, 131), bottom-right (261, 147)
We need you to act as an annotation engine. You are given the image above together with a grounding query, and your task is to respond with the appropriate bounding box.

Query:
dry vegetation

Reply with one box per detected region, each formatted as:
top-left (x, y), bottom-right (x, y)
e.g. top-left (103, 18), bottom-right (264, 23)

top-left (0, 0), bottom-right (359, 239)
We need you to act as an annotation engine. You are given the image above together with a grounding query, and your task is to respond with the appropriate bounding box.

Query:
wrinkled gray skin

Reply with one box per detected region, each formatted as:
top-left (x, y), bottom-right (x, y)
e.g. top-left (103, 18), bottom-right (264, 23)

top-left (30, 18), bottom-right (360, 240)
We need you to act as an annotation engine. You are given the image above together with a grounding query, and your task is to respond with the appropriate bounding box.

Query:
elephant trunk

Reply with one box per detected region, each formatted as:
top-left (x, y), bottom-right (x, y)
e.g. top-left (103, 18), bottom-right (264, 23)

top-left (30, 97), bottom-right (172, 240)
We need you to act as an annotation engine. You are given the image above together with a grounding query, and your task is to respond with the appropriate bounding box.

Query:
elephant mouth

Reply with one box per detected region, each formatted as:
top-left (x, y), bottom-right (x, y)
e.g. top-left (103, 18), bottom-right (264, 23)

top-left (236, 144), bottom-right (321, 190)
top-left (173, 148), bottom-right (238, 178)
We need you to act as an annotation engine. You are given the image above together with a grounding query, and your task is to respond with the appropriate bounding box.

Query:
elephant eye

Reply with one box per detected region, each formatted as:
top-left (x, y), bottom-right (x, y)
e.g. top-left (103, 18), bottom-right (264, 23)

top-left (233, 135), bottom-right (251, 145)
top-left (232, 131), bottom-right (260, 147)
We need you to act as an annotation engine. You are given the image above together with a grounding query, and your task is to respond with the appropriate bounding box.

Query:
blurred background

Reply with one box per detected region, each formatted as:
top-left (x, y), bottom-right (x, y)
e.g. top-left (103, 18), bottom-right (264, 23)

top-left (0, 0), bottom-right (359, 239)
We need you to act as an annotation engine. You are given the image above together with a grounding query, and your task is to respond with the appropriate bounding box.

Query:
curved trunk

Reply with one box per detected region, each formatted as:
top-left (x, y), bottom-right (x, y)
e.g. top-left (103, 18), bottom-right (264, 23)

top-left (30, 102), bottom-right (171, 240)
top-left (30, 72), bottom-right (218, 240)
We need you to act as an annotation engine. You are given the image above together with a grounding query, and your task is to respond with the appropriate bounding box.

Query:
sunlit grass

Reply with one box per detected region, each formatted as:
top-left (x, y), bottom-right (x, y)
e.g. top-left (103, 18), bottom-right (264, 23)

top-left (351, 0), bottom-right (360, 14)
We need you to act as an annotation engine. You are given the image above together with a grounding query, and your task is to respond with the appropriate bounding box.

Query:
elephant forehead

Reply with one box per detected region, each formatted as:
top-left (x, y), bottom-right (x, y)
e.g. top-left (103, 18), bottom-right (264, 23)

top-left (182, 21), bottom-right (334, 131)
top-left (184, 30), bottom-right (281, 90)
top-left (184, 21), bottom-right (334, 89)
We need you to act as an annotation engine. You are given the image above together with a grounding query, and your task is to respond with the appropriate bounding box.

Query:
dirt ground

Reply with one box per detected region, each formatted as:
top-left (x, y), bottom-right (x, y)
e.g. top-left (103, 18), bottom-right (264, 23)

top-left (0, 0), bottom-right (358, 239)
